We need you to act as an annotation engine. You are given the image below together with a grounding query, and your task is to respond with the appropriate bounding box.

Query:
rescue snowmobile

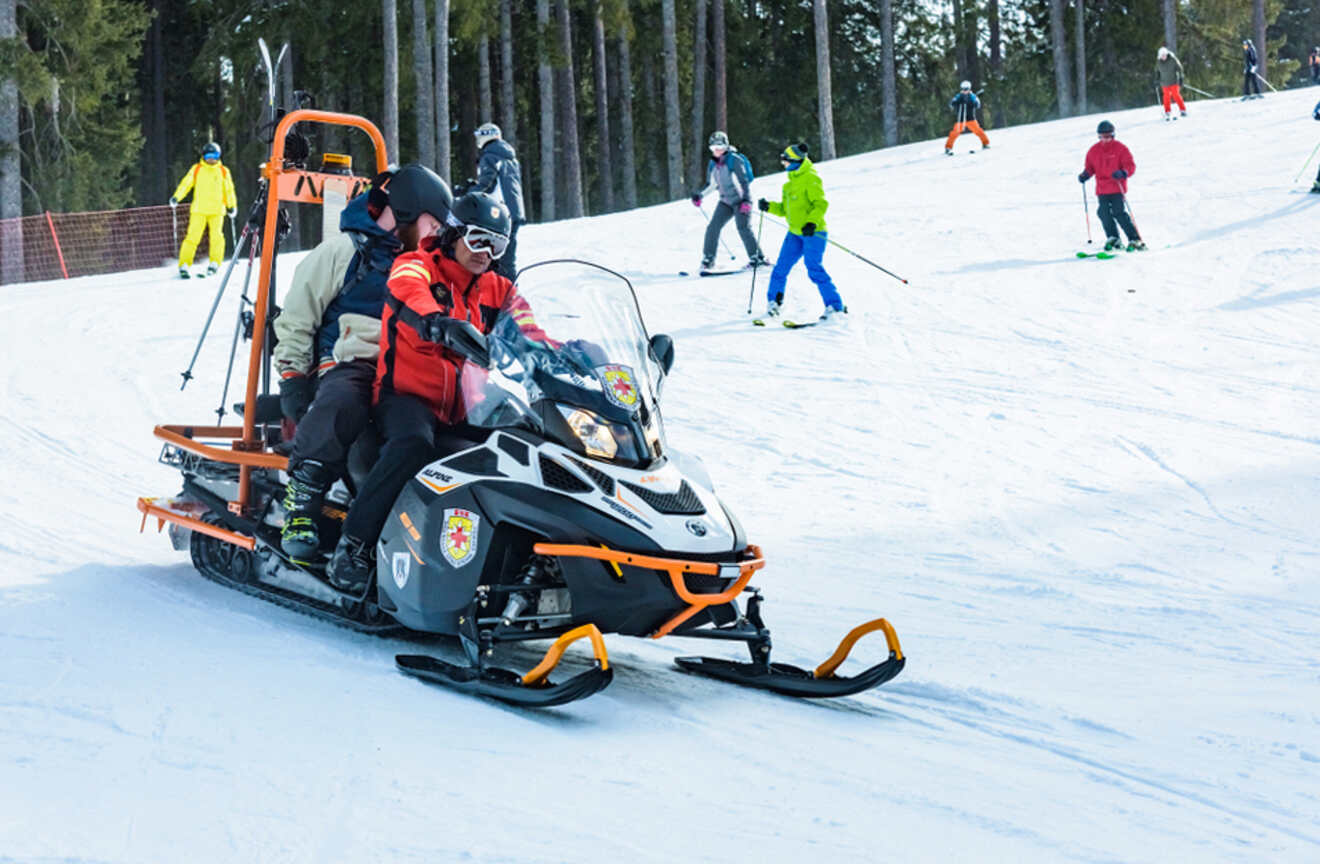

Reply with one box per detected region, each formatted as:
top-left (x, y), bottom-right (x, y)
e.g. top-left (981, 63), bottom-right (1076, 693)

top-left (137, 110), bottom-right (905, 707)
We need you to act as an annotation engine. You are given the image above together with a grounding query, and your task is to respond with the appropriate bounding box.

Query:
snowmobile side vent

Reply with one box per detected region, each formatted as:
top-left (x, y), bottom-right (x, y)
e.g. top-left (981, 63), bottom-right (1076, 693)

top-left (619, 479), bottom-right (705, 515)
top-left (538, 455), bottom-right (593, 493)
top-left (497, 435), bottom-right (530, 465)
top-left (567, 456), bottom-right (615, 495)
top-left (442, 448), bottom-right (504, 477)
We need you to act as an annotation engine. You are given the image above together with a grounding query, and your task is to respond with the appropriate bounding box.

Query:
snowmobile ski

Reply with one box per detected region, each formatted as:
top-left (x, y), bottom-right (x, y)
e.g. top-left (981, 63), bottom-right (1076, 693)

top-left (675, 618), bottom-right (905, 699)
top-left (397, 624), bottom-right (613, 707)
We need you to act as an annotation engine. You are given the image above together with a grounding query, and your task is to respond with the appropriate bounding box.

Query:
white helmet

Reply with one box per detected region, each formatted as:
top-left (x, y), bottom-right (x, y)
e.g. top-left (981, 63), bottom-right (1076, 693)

top-left (474, 122), bottom-right (501, 145)
top-left (1158, 46), bottom-right (1169, 60)
top-left (959, 80), bottom-right (971, 91)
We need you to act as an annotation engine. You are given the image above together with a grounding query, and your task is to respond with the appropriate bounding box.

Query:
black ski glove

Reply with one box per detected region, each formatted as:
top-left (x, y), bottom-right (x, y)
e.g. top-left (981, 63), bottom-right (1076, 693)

top-left (1077, 171), bottom-right (1091, 183)
top-left (278, 374), bottom-right (314, 422)
top-left (801, 222), bottom-right (817, 236)
top-left (1111, 169), bottom-right (1128, 180)
top-left (421, 313), bottom-right (491, 368)
top-left (757, 198), bottom-right (770, 212)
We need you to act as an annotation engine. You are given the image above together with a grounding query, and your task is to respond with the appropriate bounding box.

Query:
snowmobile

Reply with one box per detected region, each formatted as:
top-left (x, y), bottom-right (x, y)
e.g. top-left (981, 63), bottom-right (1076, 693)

top-left (137, 109), bottom-right (905, 707)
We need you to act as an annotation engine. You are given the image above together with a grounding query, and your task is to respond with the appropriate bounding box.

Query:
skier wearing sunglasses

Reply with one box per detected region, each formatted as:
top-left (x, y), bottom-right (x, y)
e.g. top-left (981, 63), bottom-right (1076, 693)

top-left (327, 192), bottom-right (552, 591)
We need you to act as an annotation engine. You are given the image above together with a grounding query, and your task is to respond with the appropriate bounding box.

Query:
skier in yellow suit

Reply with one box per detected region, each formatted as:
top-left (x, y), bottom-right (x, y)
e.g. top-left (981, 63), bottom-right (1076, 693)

top-left (171, 142), bottom-right (237, 278)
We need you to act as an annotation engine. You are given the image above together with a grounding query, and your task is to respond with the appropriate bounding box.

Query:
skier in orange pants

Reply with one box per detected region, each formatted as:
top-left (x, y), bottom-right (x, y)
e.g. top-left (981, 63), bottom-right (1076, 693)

top-left (945, 82), bottom-right (990, 154)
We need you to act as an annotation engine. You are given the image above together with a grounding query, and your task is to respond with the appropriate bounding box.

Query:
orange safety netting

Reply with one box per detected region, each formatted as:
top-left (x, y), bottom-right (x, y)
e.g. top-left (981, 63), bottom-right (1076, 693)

top-left (0, 203), bottom-right (212, 286)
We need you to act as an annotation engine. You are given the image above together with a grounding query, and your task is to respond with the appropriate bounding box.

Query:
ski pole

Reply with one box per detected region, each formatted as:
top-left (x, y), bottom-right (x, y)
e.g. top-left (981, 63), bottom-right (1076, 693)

top-left (169, 201), bottom-right (178, 254)
top-left (1121, 193), bottom-right (1142, 241)
top-left (228, 212), bottom-right (237, 256)
top-left (697, 202), bottom-right (737, 260)
top-left (180, 224), bottom-right (252, 390)
top-left (1183, 83), bottom-right (1216, 99)
top-left (1294, 138), bottom-right (1320, 182)
top-left (1082, 182), bottom-right (1092, 244)
top-left (1254, 71), bottom-right (1279, 93)
top-left (762, 214), bottom-right (908, 284)
top-left (747, 210), bottom-right (764, 314)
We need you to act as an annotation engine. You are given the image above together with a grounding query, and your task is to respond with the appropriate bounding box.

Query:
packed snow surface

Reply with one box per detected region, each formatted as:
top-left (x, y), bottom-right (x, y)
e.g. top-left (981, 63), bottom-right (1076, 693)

top-left (3, 91), bottom-right (1319, 862)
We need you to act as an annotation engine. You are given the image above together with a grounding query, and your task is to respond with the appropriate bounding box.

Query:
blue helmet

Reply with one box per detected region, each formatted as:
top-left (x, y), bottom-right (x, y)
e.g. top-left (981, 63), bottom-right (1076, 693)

top-left (202, 142), bottom-right (221, 161)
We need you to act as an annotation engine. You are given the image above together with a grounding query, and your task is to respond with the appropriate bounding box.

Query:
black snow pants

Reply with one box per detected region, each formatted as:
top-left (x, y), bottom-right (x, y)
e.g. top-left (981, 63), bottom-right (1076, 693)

top-left (1096, 193), bottom-right (1140, 243)
top-left (1243, 71), bottom-right (1262, 97)
top-left (493, 220), bottom-right (521, 280)
top-left (339, 392), bottom-right (439, 546)
top-left (288, 359), bottom-right (376, 476)
top-left (703, 201), bottom-right (763, 261)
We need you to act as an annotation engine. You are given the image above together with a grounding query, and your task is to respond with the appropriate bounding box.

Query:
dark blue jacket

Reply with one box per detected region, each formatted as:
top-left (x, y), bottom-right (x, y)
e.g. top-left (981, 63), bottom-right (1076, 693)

top-left (1243, 43), bottom-right (1258, 72)
top-left (316, 193), bottom-right (402, 362)
top-left (950, 92), bottom-right (980, 120)
top-left (475, 138), bottom-right (525, 222)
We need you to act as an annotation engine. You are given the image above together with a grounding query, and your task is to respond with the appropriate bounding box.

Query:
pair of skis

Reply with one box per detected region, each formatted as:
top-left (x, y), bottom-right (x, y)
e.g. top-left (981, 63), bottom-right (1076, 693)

top-left (751, 317), bottom-right (819, 329)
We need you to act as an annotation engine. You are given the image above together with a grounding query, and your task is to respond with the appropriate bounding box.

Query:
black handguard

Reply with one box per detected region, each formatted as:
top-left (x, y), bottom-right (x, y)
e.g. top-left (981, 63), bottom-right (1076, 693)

top-left (422, 314), bottom-right (491, 368)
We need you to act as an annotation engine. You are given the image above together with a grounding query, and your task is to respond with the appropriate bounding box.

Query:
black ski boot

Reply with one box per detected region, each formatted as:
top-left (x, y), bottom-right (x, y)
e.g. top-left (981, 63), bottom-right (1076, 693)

top-left (281, 459), bottom-right (334, 563)
top-left (699, 255), bottom-right (715, 273)
top-left (328, 534), bottom-right (374, 593)
top-left (747, 253), bottom-right (770, 268)
top-left (1311, 181), bottom-right (1320, 195)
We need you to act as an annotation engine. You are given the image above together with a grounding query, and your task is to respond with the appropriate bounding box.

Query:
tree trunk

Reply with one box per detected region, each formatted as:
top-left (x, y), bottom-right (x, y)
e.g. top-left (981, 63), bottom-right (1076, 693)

top-left (1161, 0), bottom-right (1176, 54)
top-left (383, 0), bottom-right (400, 161)
top-left (641, 41), bottom-right (664, 200)
top-left (556, 0), bottom-right (584, 217)
top-left (434, 0), bottom-right (451, 182)
top-left (880, 0), bottom-right (898, 147)
top-left (660, 0), bottom-right (683, 200)
top-left (712, 0), bottom-right (727, 131)
top-left (952, 0), bottom-right (965, 83)
top-left (812, 0), bottom-right (836, 160)
top-left (1048, 0), bottom-right (1073, 117)
top-left (412, 0), bottom-right (435, 170)
top-left (1253, 0), bottom-right (1267, 80)
top-left (148, 0), bottom-right (168, 204)
top-left (478, 35), bottom-right (493, 122)
top-left (615, 7), bottom-right (638, 210)
top-left (537, 0), bottom-right (556, 220)
top-left (989, 0), bottom-right (1002, 78)
top-left (499, 0), bottom-right (516, 146)
top-left (689, 0), bottom-right (708, 188)
top-left (1073, 0), bottom-right (1086, 113)
top-left (964, 2), bottom-right (979, 86)
top-left (0, 0), bottom-right (22, 282)
top-left (593, 3), bottom-right (614, 212)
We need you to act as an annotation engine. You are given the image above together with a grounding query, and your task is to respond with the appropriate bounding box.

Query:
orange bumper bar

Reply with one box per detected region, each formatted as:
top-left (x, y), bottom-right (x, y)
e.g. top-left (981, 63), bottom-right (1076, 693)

top-left (521, 623), bottom-right (610, 686)
top-left (814, 618), bottom-right (903, 679)
top-left (154, 425), bottom-right (289, 471)
top-left (136, 496), bottom-right (255, 551)
top-left (532, 543), bottom-right (765, 639)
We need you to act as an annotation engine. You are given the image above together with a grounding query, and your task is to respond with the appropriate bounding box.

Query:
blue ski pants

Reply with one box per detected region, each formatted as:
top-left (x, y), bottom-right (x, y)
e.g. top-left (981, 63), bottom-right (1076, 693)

top-left (766, 231), bottom-right (842, 310)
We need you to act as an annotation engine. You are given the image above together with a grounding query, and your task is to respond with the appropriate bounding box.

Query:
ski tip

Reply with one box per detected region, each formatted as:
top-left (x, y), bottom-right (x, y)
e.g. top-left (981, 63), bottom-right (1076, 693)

top-left (677, 271), bottom-right (689, 277)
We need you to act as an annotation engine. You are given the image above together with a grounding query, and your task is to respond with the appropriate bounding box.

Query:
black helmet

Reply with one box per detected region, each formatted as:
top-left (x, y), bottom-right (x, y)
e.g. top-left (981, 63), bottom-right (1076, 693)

top-left (372, 163), bottom-right (452, 226)
top-left (451, 191), bottom-right (512, 236)
top-left (1097, 120), bottom-right (1115, 135)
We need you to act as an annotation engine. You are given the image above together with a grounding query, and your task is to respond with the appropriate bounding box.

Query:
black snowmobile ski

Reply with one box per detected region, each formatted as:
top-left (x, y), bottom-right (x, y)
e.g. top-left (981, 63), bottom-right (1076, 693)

top-left (675, 617), bottom-right (905, 699)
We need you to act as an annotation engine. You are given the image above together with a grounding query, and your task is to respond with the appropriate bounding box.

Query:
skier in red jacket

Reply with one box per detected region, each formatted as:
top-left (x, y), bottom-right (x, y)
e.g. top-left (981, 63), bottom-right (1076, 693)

top-left (328, 191), bottom-right (552, 592)
top-left (1077, 120), bottom-right (1146, 253)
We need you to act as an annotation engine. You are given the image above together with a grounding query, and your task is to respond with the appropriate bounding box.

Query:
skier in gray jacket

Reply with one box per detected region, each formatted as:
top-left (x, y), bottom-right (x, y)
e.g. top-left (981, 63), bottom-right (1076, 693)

top-left (690, 131), bottom-right (769, 273)
top-left (472, 122), bottom-right (525, 279)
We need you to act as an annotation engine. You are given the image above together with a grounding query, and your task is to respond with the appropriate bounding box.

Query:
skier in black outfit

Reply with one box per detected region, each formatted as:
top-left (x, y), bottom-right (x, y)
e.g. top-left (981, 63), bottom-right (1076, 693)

top-left (1241, 39), bottom-right (1263, 100)
top-left (471, 122), bottom-right (525, 279)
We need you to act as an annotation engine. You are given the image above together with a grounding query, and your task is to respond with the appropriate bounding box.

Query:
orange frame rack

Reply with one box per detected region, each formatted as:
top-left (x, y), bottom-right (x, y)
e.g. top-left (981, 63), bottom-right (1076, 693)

top-left (138, 111), bottom-right (389, 539)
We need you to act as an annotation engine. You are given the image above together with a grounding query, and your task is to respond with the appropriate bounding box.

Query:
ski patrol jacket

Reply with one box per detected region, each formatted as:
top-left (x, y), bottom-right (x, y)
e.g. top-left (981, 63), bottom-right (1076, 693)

top-left (376, 237), bottom-right (551, 422)
top-left (949, 91), bottom-right (981, 121)
top-left (475, 139), bottom-right (526, 222)
top-left (171, 160), bottom-right (237, 216)
top-left (698, 147), bottom-right (755, 206)
top-left (1082, 139), bottom-right (1136, 196)
top-left (273, 193), bottom-right (403, 380)
top-left (765, 157), bottom-right (828, 235)
top-left (1155, 54), bottom-right (1184, 87)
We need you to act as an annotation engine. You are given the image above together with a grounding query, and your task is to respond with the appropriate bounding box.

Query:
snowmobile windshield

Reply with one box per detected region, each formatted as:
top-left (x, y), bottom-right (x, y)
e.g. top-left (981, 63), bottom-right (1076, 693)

top-left (458, 260), bottom-right (667, 468)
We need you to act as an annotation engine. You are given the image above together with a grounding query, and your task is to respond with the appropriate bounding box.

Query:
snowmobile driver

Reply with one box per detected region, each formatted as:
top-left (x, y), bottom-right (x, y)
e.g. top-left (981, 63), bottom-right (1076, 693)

top-left (275, 164), bottom-right (453, 564)
top-left (327, 191), bottom-right (554, 592)
top-left (690, 130), bottom-right (768, 273)
top-left (171, 143), bottom-right (237, 278)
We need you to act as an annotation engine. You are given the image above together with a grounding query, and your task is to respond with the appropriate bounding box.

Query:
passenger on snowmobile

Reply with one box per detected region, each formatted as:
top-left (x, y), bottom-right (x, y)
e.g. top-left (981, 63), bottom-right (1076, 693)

top-left (327, 191), bottom-right (553, 591)
top-left (275, 164), bottom-right (453, 564)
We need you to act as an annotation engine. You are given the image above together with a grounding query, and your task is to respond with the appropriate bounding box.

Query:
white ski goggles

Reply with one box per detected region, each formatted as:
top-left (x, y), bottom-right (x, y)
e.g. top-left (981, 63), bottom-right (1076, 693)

top-left (460, 225), bottom-right (509, 259)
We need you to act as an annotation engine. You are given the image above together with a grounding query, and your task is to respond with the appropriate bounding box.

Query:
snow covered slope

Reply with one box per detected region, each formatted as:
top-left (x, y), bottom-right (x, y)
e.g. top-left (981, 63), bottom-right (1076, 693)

top-left (3, 90), bottom-right (1319, 862)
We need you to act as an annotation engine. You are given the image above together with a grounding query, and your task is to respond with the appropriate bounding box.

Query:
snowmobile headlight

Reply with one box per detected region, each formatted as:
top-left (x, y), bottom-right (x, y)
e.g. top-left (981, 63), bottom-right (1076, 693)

top-left (558, 406), bottom-right (619, 460)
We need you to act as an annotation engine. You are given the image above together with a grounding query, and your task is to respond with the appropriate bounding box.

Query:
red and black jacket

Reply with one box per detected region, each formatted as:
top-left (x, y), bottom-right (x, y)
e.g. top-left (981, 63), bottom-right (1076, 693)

top-left (375, 237), bottom-right (548, 422)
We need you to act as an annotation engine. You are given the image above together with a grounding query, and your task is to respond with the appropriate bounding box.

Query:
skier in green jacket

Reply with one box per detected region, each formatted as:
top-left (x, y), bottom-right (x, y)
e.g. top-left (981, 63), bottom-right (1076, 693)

top-left (756, 142), bottom-right (845, 321)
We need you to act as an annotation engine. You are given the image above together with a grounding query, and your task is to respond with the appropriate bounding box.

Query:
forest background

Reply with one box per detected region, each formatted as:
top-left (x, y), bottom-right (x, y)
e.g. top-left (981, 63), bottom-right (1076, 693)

top-left (1, 0), bottom-right (1315, 244)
